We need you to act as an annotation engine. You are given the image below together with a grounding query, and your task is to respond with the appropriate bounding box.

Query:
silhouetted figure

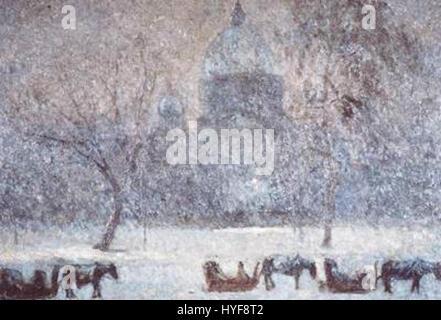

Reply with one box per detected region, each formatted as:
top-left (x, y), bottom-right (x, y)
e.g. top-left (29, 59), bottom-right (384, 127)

top-left (0, 268), bottom-right (24, 299)
top-left (237, 261), bottom-right (250, 281)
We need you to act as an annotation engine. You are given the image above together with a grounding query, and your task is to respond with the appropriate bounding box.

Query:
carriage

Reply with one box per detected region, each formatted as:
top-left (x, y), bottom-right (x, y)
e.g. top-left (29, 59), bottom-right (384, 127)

top-left (203, 261), bottom-right (261, 292)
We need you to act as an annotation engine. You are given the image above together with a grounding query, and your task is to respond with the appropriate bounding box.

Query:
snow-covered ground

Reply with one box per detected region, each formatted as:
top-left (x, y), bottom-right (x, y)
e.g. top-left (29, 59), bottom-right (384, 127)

top-left (2, 224), bottom-right (441, 299)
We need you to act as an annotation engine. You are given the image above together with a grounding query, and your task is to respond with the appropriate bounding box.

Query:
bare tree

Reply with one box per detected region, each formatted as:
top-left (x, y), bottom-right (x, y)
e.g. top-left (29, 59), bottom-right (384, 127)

top-left (7, 41), bottom-right (158, 250)
top-left (0, 164), bottom-right (27, 246)
top-left (321, 138), bottom-right (339, 248)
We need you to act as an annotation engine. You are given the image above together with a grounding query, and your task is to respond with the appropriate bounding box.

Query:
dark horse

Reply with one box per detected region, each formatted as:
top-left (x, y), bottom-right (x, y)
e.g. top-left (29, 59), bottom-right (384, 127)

top-left (379, 258), bottom-right (441, 293)
top-left (324, 258), bottom-right (367, 293)
top-left (0, 266), bottom-right (60, 299)
top-left (59, 262), bottom-right (118, 299)
top-left (262, 254), bottom-right (316, 290)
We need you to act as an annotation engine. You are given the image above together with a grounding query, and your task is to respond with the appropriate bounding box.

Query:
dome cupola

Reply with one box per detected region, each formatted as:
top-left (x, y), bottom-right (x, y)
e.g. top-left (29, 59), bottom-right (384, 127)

top-left (200, 1), bottom-right (284, 127)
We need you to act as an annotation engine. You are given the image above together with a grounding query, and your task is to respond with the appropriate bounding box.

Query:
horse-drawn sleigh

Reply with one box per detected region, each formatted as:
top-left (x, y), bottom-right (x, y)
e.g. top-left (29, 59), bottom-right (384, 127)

top-left (203, 255), bottom-right (441, 295)
top-left (203, 261), bottom-right (261, 292)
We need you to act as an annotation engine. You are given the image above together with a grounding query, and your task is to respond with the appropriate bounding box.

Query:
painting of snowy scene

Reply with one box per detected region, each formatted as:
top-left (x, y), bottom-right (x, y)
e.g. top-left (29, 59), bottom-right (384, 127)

top-left (0, 0), bottom-right (440, 300)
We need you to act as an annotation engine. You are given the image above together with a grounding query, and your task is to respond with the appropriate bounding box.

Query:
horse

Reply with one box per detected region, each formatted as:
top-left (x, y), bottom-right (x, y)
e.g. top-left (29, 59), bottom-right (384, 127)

top-left (0, 266), bottom-right (60, 300)
top-left (324, 258), bottom-right (367, 293)
top-left (262, 254), bottom-right (316, 290)
top-left (378, 258), bottom-right (441, 293)
top-left (59, 262), bottom-right (118, 299)
top-left (203, 261), bottom-right (261, 292)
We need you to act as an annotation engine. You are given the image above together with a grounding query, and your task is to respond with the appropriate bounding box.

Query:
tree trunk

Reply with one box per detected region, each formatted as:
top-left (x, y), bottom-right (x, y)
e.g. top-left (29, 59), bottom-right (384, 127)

top-left (93, 206), bottom-right (121, 251)
top-left (93, 168), bottom-right (122, 251)
top-left (291, 216), bottom-right (305, 243)
top-left (292, 223), bottom-right (297, 236)
top-left (322, 224), bottom-right (332, 248)
top-left (298, 226), bottom-right (305, 242)
top-left (322, 170), bottom-right (337, 248)
top-left (143, 212), bottom-right (147, 251)
top-left (14, 227), bottom-right (18, 245)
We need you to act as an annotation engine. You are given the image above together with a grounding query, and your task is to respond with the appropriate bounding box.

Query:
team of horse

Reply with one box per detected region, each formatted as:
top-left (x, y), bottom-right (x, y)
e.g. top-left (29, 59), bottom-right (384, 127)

top-left (2, 255), bottom-right (441, 298)
top-left (204, 255), bottom-right (441, 295)
top-left (0, 262), bottom-right (118, 300)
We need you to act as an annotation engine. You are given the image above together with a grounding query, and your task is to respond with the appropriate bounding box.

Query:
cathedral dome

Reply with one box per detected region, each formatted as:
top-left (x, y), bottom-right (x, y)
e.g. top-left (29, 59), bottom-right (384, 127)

top-left (203, 2), bottom-right (275, 78)
top-left (199, 1), bottom-right (284, 127)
